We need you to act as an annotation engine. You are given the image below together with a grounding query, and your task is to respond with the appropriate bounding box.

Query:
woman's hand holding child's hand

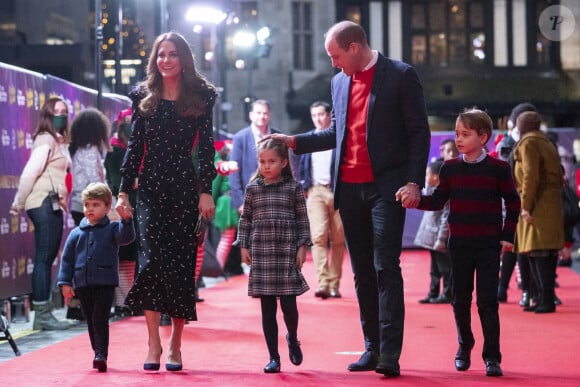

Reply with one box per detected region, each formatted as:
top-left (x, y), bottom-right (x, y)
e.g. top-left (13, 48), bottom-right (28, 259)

top-left (115, 194), bottom-right (134, 220)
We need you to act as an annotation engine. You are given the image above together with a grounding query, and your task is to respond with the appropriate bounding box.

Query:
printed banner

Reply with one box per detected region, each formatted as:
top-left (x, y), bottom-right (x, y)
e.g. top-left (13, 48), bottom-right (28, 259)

top-left (0, 62), bottom-right (130, 300)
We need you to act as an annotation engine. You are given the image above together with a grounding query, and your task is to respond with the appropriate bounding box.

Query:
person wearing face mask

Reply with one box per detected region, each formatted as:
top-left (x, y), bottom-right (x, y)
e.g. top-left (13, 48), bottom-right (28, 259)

top-left (10, 96), bottom-right (73, 331)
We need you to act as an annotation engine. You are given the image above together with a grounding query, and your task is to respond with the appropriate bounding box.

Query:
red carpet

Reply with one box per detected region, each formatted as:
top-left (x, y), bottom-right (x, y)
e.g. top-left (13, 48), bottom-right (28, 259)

top-left (1, 249), bottom-right (579, 386)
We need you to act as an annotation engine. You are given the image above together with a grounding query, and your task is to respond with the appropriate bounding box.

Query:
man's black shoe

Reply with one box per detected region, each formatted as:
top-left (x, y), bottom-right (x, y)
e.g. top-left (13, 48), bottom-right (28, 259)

top-left (485, 360), bottom-right (503, 376)
top-left (454, 346), bottom-right (472, 371)
top-left (375, 356), bottom-right (400, 377)
top-left (347, 351), bottom-right (377, 371)
top-left (93, 354), bottom-right (107, 372)
top-left (314, 287), bottom-right (330, 299)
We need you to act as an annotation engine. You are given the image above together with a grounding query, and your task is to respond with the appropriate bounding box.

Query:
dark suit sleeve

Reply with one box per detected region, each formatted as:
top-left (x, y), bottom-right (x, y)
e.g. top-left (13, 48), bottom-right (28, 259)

top-left (294, 129), bottom-right (336, 155)
top-left (400, 66), bottom-right (431, 186)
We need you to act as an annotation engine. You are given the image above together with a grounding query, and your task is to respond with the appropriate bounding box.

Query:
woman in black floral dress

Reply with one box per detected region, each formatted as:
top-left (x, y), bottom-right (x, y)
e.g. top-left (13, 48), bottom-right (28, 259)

top-left (116, 31), bottom-right (217, 372)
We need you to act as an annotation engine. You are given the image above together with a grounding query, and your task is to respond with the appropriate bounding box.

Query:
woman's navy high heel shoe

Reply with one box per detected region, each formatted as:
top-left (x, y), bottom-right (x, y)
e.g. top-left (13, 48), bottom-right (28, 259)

top-left (144, 348), bottom-right (162, 370)
top-left (166, 363), bottom-right (183, 371)
top-left (166, 351), bottom-right (183, 371)
top-left (143, 362), bottom-right (160, 371)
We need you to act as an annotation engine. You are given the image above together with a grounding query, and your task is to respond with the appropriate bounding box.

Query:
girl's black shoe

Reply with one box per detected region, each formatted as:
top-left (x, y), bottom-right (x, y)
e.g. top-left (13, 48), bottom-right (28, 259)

top-left (264, 358), bottom-right (281, 373)
top-left (286, 334), bottom-right (303, 365)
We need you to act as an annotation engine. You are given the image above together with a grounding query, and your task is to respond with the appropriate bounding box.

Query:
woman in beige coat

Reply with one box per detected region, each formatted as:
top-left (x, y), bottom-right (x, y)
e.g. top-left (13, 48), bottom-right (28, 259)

top-left (513, 111), bottom-right (563, 313)
top-left (10, 97), bottom-right (73, 329)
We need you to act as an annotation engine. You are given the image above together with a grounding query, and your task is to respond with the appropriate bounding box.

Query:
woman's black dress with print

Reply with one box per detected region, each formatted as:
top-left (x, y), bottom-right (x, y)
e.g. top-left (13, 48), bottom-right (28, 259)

top-left (120, 91), bottom-right (216, 320)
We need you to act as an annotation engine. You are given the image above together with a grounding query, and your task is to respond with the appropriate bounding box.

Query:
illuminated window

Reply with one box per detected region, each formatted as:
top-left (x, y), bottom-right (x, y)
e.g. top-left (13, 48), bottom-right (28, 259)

top-left (410, 0), bottom-right (486, 67)
top-left (292, 1), bottom-right (313, 70)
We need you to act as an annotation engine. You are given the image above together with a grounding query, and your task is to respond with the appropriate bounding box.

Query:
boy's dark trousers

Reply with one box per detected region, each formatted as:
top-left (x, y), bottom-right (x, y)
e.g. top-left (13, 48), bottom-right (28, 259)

top-left (76, 285), bottom-right (115, 359)
top-left (449, 246), bottom-right (502, 363)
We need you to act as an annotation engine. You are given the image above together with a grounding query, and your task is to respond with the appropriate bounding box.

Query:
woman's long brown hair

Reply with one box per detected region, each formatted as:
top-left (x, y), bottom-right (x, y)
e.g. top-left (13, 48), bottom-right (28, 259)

top-left (138, 31), bottom-right (217, 118)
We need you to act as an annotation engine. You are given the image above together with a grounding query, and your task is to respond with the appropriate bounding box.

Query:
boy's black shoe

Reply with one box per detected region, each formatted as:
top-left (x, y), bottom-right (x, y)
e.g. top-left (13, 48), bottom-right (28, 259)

top-left (430, 295), bottom-right (451, 304)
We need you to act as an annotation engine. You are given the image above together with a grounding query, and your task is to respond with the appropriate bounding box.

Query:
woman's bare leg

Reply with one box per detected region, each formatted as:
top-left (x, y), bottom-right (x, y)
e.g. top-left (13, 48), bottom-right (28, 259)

top-left (144, 310), bottom-right (162, 363)
top-left (167, 317), bottom-right (185, 364)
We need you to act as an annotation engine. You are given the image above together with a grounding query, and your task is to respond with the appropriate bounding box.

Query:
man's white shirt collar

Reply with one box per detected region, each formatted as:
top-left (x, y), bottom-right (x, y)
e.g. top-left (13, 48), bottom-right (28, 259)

top-left (362, 50), bottom-right (379, 72)
top-left (251, 125), bottom-right (270, 142)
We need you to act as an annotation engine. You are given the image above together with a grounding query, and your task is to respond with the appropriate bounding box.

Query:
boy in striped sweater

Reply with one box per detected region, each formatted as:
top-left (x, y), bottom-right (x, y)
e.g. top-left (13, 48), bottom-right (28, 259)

top-left (397, 108), bottom-right (520, 377)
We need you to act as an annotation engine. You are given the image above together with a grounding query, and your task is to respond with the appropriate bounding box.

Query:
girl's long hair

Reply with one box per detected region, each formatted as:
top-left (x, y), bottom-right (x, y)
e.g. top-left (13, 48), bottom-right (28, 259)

top-left (33, 96), bottom-right (69, 142)
top-left (251, 139), bottom-right (293, 181)
top-left (69, 107), bottom-right (111, 158)
top-left (138, 31), bottom-right (217, 118)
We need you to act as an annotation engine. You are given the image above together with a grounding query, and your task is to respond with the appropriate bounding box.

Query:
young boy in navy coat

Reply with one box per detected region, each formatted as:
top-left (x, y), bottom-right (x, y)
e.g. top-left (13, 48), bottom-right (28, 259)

top-left (58, 182), bottom-right (135, 372)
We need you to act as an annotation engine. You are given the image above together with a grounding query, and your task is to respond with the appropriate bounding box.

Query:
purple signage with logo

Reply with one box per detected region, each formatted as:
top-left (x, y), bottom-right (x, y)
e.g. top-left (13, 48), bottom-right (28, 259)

top-left (0, 62), bottom-right (130, 300)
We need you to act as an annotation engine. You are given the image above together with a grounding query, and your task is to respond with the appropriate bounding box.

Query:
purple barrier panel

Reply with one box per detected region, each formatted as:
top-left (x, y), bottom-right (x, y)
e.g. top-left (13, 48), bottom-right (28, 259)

top-left (0, 63), bottom-right (46, 299)
top-left (42, 76), bottom-right (130, 295)
top-left (45, 74), bottom-right (97, 119)
top-left (0, 66), bottom-right (130, 300)
top-left (46, 77), bottom-right (131, 133)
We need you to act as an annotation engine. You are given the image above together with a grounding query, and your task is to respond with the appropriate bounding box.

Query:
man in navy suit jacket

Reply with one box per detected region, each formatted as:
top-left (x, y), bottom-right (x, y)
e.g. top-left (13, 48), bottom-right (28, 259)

top-left (268, 21), bottom-right (430, 377)
top-left (229, 100), bottom-right (279, 212)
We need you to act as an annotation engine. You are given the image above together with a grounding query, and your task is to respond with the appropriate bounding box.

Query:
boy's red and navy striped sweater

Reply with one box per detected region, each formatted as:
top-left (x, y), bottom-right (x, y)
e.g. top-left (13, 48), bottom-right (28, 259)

top-left (418, 155), bottom-right (521, 249)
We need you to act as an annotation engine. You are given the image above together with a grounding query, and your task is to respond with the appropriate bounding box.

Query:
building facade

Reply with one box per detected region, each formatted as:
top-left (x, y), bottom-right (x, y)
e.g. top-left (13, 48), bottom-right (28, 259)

top-left (0, 0), bottom-right (578, 135)
top-left (285, 0), bottom-right (580, 131)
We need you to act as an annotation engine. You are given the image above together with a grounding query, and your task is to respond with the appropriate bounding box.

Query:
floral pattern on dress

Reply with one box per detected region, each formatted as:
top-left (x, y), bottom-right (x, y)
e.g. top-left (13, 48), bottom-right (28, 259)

top-left (120, 91), bottom-right (216, 320)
